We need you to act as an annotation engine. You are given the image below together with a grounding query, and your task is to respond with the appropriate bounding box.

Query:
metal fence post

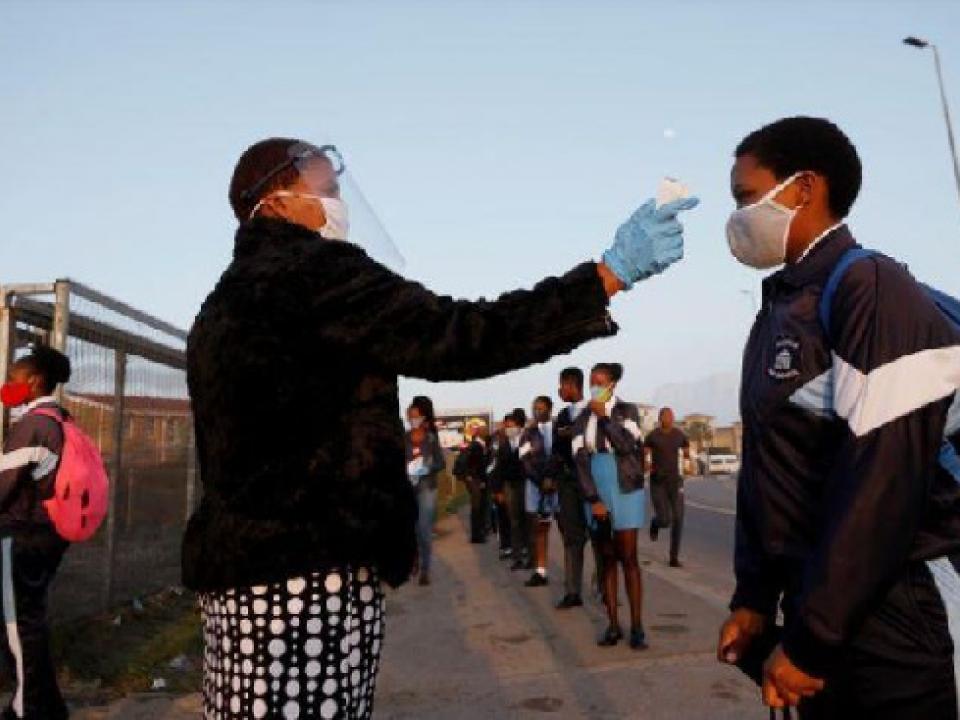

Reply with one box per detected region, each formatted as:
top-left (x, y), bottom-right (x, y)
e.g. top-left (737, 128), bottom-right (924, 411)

top-left (51, 280), bottom-right (70, 404)
top-left (0, 287), bottom-right (12, 448)
top-left (102, 349), bottom-right (127, 611)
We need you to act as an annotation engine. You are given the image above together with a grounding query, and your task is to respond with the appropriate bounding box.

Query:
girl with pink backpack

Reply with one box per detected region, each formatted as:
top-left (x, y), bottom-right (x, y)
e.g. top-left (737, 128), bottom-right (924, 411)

top-left (0, 345), bottom-right (107, 720)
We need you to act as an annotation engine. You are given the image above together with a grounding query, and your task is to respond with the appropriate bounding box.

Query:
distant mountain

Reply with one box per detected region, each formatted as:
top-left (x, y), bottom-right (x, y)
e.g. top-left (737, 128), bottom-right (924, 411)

top-left (648, 371), bottom-right (740, 424)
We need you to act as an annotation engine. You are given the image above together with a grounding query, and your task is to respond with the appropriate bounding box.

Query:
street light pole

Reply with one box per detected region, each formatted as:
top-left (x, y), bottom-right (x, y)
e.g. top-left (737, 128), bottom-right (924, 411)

top-left (904, 36), bottom-right (960, 209)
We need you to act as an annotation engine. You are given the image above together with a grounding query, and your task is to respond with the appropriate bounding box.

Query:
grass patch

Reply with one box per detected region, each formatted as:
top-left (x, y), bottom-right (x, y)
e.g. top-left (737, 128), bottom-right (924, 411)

top-left (51, 587), bottom-right (202, 704)
top-left (443, 490), bottom-right (470, 516)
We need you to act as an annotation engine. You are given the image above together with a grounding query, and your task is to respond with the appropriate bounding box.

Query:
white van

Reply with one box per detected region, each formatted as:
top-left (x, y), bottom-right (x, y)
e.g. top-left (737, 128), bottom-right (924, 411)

top-left (706, 454), bottom-right (740, 475)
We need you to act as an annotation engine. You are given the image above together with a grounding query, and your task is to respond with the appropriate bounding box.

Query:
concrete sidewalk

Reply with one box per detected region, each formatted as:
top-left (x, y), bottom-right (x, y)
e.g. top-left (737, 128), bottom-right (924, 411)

top-left (74, 508), bottom-right (764, 719)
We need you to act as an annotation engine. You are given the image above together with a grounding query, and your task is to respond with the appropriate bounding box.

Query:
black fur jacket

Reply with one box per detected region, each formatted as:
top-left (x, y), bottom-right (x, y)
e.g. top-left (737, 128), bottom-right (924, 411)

top-left (181, 218), bottom-right (617, 591)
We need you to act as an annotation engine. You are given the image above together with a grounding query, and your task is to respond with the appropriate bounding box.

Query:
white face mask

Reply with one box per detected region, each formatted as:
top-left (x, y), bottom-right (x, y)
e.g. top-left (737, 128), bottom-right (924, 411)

top-left (408, 417), bottom-right (424, 430)
top-left (726, 173), bottom-right (801, 269)
top-left (249, 192), bottom-right (350, 241)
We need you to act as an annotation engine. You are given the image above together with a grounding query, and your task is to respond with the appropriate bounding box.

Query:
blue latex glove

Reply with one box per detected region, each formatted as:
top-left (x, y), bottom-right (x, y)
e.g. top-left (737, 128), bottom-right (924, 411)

top-left (602, 196), bottom-right (700, 289)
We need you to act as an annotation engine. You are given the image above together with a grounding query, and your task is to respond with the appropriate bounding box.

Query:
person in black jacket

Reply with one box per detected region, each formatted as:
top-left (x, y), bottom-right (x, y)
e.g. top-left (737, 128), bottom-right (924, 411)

top-left (519, 396), bottom-right (559, 588)
top-left (716, 117), bottom-right (960, 719)
top-left (0, 346), bottom-right (72, 720)
top-left (574, 363), bottom-right (648, 650)
top-left (553, 367), bottom-right (590, 609)
top-left (488, 417), bottom-right (514, 561)
top-left (456, 418), bottom-right (492, 545)
top-left (499, 409), bottom-right (531, 570)
top-left (183, 137), bottom-right (697, 720)
top-left (405, 396), bottom-right (445, 586)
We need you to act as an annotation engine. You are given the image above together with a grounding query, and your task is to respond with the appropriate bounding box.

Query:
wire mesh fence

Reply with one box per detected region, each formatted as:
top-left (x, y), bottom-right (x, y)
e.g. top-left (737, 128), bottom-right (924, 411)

top-left (0, 280), bottom-right (193, 620)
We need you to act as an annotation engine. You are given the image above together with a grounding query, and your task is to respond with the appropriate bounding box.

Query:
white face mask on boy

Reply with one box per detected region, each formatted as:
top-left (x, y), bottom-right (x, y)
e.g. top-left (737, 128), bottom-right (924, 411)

top-left (726, 173), bottom-right (802, 269)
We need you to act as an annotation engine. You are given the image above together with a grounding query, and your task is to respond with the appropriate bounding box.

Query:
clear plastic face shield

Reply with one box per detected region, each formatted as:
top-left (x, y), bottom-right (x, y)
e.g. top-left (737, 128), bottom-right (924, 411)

top-left (243, 142), bottom-right (405, 272)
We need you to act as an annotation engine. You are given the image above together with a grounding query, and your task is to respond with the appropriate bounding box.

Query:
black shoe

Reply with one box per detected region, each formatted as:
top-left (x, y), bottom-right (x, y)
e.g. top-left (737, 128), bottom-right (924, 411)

top-left (419, 573), bottom-right (431, 586)
top-left (525, 572), bottom-right (548, 587)
top-left (669, 558), bottom-right (683, 568)
top-left (555, 594), bottom-right (584, 610)
top-left (499, 549), bottom-right (513, 561)
top-left (597, 625), bottom-right (623, 647)
top-left (510, 559), bottom-right (526, 571)
top-left (649, 521), bottom-right (659, 542)
top-left (629, 627), bottom-right (649, 650)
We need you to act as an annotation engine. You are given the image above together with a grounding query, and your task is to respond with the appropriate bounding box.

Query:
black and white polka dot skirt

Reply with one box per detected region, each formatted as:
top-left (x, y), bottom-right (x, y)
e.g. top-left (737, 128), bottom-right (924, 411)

top-left (199, 566), bottom-right (385, 720)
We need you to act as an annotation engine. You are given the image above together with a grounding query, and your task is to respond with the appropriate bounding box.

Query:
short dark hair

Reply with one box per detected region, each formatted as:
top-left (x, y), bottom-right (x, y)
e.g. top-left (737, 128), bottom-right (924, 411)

top-left (560, 367), bottom-right (584, 389)
top-left (735, 117), bottom-right (862, 218)
top-left (15, 345), bottom-right (71, 393)
top-left (592, 362), bottom-right (623, 383)
top-left (229, 138), bottom-right (306, 222)
top-left (534, 395), bottom-right (553, 411)
top-left (409, 395), bottom-right (437, 433)
top-left (509, 408), bottom-right (527, 426)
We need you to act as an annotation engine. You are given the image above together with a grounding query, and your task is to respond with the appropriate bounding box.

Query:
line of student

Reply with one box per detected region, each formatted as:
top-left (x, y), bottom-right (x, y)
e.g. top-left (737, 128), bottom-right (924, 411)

top-left (455, 365), bottom-right (692, 651)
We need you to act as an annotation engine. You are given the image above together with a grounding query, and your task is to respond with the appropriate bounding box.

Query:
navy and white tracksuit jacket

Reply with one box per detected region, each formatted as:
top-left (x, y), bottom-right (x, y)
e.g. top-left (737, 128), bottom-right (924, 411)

top-left (0, 397), bottom-right (69, 720)
top-left (734, 225), bottom-right (960, 717)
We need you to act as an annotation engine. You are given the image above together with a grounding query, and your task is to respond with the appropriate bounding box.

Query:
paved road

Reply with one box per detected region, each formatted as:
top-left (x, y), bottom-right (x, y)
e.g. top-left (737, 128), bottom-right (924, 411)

top-left (71, 482), bottom-right (769, 719)
top-left (637, 475), bottom-right (738, 607)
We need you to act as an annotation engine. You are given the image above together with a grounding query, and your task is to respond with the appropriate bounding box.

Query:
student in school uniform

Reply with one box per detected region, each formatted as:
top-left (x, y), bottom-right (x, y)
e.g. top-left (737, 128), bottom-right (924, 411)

top-left (0, 346), bottom-right (73, 720)
top-left (519, 396), bottom-right (560, 588)
top-left (574, 363), bottom-right (649, 650)
top-left (552, 368), bottom-right (591, 609)
top-left (458, 419), bottom-right (492, 545)
top-left (497, 410), bottom-right (531, 571)
top-left (487, 423), bottom-right (513, 561)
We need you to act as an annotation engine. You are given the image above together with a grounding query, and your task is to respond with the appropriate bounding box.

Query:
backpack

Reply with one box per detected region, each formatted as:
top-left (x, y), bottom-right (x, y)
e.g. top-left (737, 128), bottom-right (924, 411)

top-left (31, 408), bottom-right (110, 542)
top-left (819, 247), bottom-right (960, 482)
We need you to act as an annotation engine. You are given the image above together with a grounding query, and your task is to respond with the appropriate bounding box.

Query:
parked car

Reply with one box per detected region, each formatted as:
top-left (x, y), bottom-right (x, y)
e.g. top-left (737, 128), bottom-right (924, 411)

top-left (703, 453), bottom-right (740, 475)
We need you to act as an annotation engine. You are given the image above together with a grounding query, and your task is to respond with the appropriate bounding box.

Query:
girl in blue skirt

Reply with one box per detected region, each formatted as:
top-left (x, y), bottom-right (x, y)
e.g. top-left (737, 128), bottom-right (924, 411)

top-left (573, 363), bottom-right (648, 649)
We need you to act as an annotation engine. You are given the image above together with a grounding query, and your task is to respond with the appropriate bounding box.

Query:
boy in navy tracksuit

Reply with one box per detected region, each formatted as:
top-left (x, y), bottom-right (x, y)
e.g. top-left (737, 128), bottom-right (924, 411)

top-left (0, 346), bottom-right (72, 720)
top-left (718, 117), bottom-right (960, 719)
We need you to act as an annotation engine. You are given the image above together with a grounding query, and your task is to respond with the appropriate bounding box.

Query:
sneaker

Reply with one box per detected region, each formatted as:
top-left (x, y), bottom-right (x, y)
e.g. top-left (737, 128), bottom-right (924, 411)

top-left (510, 559), bottom-right (526, 571)
top-left (669, 558), bottom-right (683, 568)
top-left (525, 572), bottom-right (549, 587)
top-left (499, 549), bottom-right (513, 561)
top-left (629, 627), bottom-right (649, 650)
top-left (555, 594), bottom-right (584, 610)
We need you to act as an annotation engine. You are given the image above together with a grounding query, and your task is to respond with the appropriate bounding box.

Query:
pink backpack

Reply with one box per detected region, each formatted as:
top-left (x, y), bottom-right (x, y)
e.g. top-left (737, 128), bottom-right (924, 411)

top-left (32, 408), bottom-right (109, 542)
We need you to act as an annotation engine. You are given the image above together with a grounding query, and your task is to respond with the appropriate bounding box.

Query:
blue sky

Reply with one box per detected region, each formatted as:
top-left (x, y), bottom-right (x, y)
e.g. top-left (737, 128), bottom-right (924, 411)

top-left (2, 0), bottom-right (959, 419)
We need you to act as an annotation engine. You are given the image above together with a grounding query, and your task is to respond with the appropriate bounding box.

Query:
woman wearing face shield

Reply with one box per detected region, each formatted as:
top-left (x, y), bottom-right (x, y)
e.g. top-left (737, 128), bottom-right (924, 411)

top-left (716, 117), bottom-right (960, 719)
top-left (182, 137), bottom-right (698, 720)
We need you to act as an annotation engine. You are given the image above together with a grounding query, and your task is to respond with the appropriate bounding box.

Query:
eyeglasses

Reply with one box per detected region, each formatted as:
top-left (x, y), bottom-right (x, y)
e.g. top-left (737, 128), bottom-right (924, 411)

top-left (241, 142), bottom-right (345, 202)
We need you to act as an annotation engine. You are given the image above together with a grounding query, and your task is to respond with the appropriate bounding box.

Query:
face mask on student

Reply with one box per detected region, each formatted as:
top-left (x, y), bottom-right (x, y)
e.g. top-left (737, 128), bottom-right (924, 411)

top-left (0, 381), bottom-right (31, 407)
top-left (504, 427), bottom-right (521, 440)
top-left (726, 173), bottom-right (802, 269)
top-left (590, 385), bottom-right (613, 403)
top-left (408, 417), bottom-right (424, 430)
